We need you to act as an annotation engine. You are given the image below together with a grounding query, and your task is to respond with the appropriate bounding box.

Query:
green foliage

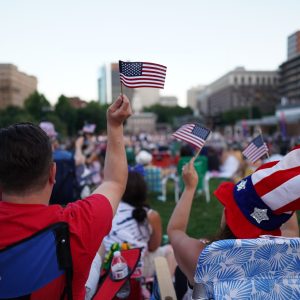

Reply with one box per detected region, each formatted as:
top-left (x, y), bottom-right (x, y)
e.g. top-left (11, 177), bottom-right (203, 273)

top-left (221, 108), bottom-right (248, 125)
top-left (24, 91), bottom-right (51, 121)
top-left (149, 178), bottom-right (224, 238)
top-left (43, 114), bottom-right (68, 137)
top-left (76, 101), bottom-right (108, 132)
top-left (220, 106), bottom-right (262, 125)
top-left (143, 104), bottom-right (193, 124)
top-left (55, 95), bottom-right (77, 136)
top-left (0, 92), bottom-right (109, 136)
top-left (0, 106), bottom-right (35, 127)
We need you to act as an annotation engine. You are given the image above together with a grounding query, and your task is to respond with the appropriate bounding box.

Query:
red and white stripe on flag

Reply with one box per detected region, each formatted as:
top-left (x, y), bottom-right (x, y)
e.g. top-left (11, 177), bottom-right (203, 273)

top-left (172, 123), bottom-right (210, 150)
top-left (251, 146), bottom-right (300, 213)
top-left (119, 61), bottom-right (167, 89)
top-left (242, 135), bottom-right (268, 163)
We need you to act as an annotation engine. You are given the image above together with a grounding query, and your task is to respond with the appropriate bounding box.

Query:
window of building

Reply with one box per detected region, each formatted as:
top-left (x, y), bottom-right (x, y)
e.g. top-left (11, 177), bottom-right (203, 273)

top-left (261, 77), bottom-right (265, 85)
top-left (248, 77), bottom-right (252, 85)
top-left (241, 77), bottom-right (244, 85)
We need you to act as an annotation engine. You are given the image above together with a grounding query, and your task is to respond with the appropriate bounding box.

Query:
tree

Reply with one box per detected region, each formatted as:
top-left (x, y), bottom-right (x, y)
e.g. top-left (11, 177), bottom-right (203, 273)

top-left (143, 104), bottom-right (193, 124)
top-left (0, 106), bottom-right (35, 128)
top-left (24, 91), bottom-right (51, 121)
top-left (55, 95), bottom-right (77, 136)
top-left (76, 101), bottom-right (108, 132)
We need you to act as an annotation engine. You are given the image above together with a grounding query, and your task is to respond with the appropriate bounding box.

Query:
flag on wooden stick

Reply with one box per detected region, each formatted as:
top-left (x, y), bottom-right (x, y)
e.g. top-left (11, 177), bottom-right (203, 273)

top-left (242, 135), bottom-right (269, 163)
top-left (172, 123), bottom-right (210, 150)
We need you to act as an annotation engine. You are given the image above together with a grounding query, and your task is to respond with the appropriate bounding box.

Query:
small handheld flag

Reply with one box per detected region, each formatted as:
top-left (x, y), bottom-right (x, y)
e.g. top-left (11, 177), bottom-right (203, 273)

top-left (172, 123), bottom-right (210, 150)
top-left (82, 124), bottom-right (96, 134)
top-left (242, 135), bottom-right (269, 163)
top-left (119, 61), bottom-right (167, 89)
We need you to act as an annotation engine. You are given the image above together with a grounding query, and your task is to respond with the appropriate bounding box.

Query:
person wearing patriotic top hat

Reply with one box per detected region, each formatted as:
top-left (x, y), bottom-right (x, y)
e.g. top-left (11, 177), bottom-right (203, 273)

top-left (167, 146), bottom-right (300, 289)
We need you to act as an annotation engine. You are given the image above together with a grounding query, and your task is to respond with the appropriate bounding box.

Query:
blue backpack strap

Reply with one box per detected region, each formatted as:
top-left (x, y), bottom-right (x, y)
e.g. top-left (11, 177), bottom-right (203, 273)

top-left (0, 222), bottom-right (73, 300)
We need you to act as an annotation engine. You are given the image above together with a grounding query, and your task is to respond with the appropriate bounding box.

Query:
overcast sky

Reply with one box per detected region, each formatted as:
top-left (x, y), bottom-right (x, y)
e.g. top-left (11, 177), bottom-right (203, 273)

top-left (1, 0), bottom-right (300, 106)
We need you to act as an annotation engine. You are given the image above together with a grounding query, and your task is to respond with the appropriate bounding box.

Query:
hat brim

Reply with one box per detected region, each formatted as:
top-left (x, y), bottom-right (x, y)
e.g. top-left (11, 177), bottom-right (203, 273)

top-left (214, 182), bottom-right (281, 239)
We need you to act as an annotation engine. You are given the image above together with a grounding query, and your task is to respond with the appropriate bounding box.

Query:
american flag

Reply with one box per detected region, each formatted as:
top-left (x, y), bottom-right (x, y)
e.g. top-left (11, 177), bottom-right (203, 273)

top-left (119, 61), bottom-right (167, 89)
top-left (172, 124), bottom-right (211, 150)
top-left (83, 124), bottom-right (96, 133)
top-left (242, 135), bottom-right (269, 163)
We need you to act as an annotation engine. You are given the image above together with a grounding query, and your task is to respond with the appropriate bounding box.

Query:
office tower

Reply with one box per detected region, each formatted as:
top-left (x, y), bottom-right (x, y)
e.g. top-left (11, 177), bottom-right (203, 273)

top-left (287, 31), bottom-right (300, 60)
top-left (279, 30), bottom-right (300, 103)
top-left (97, 65), bottom-right (107, 104)
top-left (111, 63), bottom-right (134, 104)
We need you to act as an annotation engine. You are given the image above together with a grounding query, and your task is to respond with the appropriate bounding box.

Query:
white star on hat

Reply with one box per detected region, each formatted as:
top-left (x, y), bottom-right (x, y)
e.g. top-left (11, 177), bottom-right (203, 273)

top-left (250, 207), bottom-right (269, 224)
top-left (237, 179), bottom-right (247, 191)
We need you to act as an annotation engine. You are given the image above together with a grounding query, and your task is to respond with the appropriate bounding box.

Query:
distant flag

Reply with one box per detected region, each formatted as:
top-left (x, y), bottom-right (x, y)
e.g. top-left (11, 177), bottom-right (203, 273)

top-left (172, 123), bottom-right (211, 150)
top-left (242, 135), bottom-right (269, 163)
top-left (241, 119), bottom-right (249, 137)
top-left (119, 60), bottom-right (167, 89)
top-left (82, 123), bottom-right (96, 134)
top-left (279, 111), bottom-right (288, 140)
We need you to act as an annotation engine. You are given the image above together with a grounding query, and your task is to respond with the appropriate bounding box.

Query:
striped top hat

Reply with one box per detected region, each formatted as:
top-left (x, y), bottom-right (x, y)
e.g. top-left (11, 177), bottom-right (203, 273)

top-left (215, 145), bottom-right (300, 238)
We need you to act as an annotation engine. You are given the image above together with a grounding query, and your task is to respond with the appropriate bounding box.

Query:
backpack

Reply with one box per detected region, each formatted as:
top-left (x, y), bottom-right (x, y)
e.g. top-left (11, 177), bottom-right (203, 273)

top-left (50, 150), bottom-right (81, 205)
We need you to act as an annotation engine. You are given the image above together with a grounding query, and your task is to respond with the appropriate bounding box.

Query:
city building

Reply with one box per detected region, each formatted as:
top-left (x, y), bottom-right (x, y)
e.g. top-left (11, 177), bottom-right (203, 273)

top-left (132, 88), bottom-right (160, 112)
top-left (197, 67), bottom-right (279, 118)
top-left (235, 103), bottom-right (300, 137)
top-left (67, 97), bottom-right (88, 109)
top-left (187, 85), bottom-right (206, 112)
top-left (279, 30), bottom-right (300, 104)
top-left (287, 30), bottom-right (300, 60)
top-left (98, 62), bottom-right (162, 110)
top-left (125, 112), bottom-right (157, 133)
top-left (111, 62), bottom-right (134, 104)
top-left (0, 64), bottom-right (37, 109)
top-left (97, 65), bottom-right (107, 105)
top-left (159, 96), bottom-right (178, 107)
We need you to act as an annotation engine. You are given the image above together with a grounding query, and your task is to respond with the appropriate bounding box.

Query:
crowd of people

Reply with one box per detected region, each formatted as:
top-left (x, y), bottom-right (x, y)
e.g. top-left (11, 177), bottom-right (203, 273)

top-left (0, 94), bottom-right (300, 300)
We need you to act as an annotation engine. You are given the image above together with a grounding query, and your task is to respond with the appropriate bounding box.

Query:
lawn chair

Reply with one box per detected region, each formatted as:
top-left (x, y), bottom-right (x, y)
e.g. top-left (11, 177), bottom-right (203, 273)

top-left (93, 248), bottom-right (142, 300)
top-left (193, 236), bottom-right (300, 299)
top-left (203, 173), bottom-right (232, 203)
top-left (153, 256), bottom-right (177, 300)
top-left (177, 156), bottom-right (208, 194)
top-left (0, 222), bottom-right (73, 300)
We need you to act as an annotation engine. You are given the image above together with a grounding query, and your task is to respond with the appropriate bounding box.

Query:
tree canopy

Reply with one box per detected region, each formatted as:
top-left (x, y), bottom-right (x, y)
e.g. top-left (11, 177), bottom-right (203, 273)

top-left (0, 92), bottom-right (109, 136)
top-left (143, 104), bottom-right (193, 124)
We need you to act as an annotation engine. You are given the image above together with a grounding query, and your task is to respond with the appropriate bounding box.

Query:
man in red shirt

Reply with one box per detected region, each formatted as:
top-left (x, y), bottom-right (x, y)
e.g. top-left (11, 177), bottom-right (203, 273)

top-left (0, 95), bottom-right (132, 299)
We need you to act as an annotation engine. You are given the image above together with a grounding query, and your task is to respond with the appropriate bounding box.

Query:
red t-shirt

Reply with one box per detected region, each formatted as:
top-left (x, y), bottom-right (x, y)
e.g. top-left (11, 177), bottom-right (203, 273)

top-left (0, 194), bottom-right (113, 300)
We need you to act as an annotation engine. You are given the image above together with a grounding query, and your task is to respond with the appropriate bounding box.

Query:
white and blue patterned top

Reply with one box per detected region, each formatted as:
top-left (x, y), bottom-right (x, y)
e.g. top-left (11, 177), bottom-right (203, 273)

top-left (194, 236), bottom-right (300, 300)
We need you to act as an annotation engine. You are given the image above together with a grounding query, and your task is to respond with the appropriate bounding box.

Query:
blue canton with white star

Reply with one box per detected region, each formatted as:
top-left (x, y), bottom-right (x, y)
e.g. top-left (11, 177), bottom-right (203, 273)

top-left (192, 125), bottom-right (210, 140)
top-left (253, 135), bottom-right (264, 147)
top-left (120, 62), bottom-right (143, 77)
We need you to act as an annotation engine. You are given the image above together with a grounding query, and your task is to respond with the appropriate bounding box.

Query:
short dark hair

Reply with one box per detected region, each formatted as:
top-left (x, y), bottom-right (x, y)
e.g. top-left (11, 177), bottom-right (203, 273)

top-left (0, 122), bottom-right (53, 194)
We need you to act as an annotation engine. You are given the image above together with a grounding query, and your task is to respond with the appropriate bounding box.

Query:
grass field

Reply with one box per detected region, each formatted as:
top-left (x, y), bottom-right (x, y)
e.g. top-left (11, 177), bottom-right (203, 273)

top-left (148, 178), bottom-right (228, 239)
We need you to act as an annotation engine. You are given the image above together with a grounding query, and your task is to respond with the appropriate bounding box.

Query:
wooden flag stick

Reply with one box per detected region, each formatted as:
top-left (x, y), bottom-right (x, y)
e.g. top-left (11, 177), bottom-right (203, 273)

top-left (258, 128), bottom-right (270, 159)
top-left (194, 148), bottom-right (201, 159)
top-left (120, 82), bottom-right (123, 99)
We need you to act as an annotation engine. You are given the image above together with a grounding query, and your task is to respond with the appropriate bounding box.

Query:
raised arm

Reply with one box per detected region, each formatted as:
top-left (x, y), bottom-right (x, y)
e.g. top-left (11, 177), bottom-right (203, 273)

top-left (74, 136), bottom-right (86, 166)
top-left (92, 95), bottom-right (132, 214)
top-left (167, 157), bottom-right (206, 284)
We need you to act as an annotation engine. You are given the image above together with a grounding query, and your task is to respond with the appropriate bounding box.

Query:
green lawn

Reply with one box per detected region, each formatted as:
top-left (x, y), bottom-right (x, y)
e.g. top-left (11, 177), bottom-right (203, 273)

top-left (148, 178), bottom-right (227, 239)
